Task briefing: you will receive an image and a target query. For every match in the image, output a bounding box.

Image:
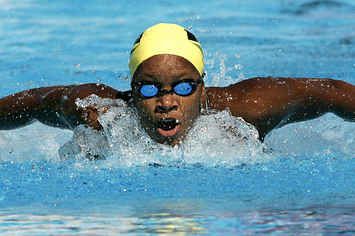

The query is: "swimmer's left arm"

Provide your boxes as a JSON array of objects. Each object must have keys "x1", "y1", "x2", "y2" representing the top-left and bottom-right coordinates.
[
  {"x1": 313, "y1": 79, "x2": 355, "y2": 122},
  {"x1": 207, "y1": 77, "x2": 355, "y2": 140}
]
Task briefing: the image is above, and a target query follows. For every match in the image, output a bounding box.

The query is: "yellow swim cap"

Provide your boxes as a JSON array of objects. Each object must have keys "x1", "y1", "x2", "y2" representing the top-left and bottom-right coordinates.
[{"x1": 129, "y1": 23, "x2": 204, "y2": 77}]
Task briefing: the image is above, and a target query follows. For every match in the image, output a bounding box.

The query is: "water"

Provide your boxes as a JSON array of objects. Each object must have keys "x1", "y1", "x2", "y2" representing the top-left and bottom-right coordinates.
[{"x1": 0, "y1": 0, "x2": 354, "y2": 234}]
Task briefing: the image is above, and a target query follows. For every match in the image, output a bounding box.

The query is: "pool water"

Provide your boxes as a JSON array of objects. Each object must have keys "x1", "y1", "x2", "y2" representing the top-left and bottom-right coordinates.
[{"x1": 0, "y1": 0, "x2": 354, "y2": 234}]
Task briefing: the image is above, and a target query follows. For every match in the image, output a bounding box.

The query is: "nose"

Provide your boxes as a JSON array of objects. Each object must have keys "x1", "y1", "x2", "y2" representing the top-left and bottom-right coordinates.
[
  {"x1": 155, "y1": 105, "x2": 178, "y2": 113},
  {"x1": 155, "y1": 92, "x2": 178, "y2": 113}
]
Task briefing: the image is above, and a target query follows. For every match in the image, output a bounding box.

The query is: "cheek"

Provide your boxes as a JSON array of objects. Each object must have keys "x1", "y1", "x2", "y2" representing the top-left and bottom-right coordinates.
[
  {"x1": 136, "y1": 100, "x2": 156, "y2": 117},
  {"x1": 180, "y1": 95, "x2": 201, "y2": 120}
]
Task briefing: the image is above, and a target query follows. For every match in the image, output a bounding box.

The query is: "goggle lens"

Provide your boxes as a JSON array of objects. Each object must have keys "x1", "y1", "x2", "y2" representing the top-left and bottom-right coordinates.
[
  {"x1": 174, "y1": 81, "x2": 193, "y2": 96},
  {"x1": 139, "y1": 84, "x2": 159, "y2": 98}
]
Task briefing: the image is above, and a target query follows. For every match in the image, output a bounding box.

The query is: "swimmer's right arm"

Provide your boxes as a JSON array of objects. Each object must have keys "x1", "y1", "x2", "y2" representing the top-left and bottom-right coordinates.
[{"x1": 0, "y1": 84, "x2": 131, "y2": 130}]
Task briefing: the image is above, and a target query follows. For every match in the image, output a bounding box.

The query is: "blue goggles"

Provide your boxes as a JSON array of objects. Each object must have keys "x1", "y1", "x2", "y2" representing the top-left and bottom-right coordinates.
[{"x1": 132, "y1": 79, "x2": 203, "y2": 99}]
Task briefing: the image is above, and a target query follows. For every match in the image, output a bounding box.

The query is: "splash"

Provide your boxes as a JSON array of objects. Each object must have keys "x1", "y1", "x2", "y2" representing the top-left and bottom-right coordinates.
[
  {"x1": 205, "y1": 52, "x2": 246, "y2": 86},
  {"x1": 59, "y1": 95, "x2": 269, "y2": 167},
  {"x1": 265, "y1": 113, "x2": 355, "y2": 158}
]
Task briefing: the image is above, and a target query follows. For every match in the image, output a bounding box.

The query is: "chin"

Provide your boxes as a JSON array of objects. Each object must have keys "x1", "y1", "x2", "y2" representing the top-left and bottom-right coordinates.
[{"x1": 154, "y1": 131, "x2": 183, "y2": 146}]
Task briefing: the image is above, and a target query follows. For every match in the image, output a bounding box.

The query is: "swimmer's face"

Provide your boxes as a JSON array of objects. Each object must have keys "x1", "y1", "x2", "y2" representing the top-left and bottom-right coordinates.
[{"x1": 132, "y1": 54, "x2": 205, "y2": 145}]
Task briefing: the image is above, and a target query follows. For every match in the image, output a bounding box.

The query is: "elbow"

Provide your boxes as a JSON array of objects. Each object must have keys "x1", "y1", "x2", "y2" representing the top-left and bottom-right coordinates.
[
  {"x1": 0, "y1": 113, "x2": 35, "y2": 130},
  {"x1": 320, "y1": 79, "x2": 355, "y2": 120}
]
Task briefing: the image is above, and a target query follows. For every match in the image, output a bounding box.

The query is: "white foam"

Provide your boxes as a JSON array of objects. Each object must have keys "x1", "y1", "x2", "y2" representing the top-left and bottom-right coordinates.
[
  {"x1": 205, "y1": 52, "x2": 246, "y2": 87},
  {"x1": 265, "y1": 113, "x2": 355, "y2": 158},
  {"x1": 0, "y1": 122, "x2": 71, "y2": 162},
  {"x1": 60, "y1": 95, "x2": 269, "y2": 167}
]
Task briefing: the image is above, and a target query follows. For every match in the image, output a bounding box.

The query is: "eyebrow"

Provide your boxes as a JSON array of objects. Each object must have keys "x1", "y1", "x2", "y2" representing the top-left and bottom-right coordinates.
[
  {"x1": 172, "y1": 72, "x2": 192, "y2": 79},
  {"x1": 138, "y1": 73, "x2": 157, "y2": 81}
]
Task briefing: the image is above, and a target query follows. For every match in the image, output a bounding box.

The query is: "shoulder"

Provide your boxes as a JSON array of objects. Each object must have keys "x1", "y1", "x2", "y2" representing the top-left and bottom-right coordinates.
[
  {"x1": 205, "y1": 77, "x2": 273, "y2": 101},
  {"x1": 226, "y1": 77, "x2": 301, "y2": 90},
  {"x1": 70, "y1": 83, "x2": 117, "y2": 97},
  {"x1": 207, "y1": 77, "x2": 308, "y2": 96},
  {"x1": 68, "y1": 83, "x2": 131, "y2": 102},
  {"x1": 205, "y1": 77, "x2": 304, "y2": 116}
]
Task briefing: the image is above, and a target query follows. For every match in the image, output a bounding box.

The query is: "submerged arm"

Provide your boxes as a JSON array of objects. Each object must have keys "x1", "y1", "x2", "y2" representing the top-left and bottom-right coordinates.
[
  {"x1": 207, "y1": 77, "x2": 355, "y2": 140},
  {"x1": 0, "y1": 84, "x2": 131, "y2": 130}
]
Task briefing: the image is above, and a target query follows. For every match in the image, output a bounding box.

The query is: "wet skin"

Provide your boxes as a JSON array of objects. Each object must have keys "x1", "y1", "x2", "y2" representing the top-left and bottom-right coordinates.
[
  {"x1": 131, "y1": 55, "x2": 205, "y2": 145},
  {"x1": 0, "y1": 54, "x2": 354, "y2": 144}
]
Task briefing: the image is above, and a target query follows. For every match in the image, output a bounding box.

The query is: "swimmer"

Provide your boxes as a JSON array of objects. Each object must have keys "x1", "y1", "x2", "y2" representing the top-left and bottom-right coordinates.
[{"x1": 0, "y1": 23, "x2": 354, "y2": 146}]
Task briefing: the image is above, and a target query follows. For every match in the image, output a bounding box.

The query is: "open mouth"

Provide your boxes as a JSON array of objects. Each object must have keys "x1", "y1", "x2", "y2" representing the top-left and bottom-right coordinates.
[
  {"x1": 157, "y1": 118, "x2": 181, "y2": 137},
  {"x1": 158, "y1": 118, "x2": 180, "y2": 130}
]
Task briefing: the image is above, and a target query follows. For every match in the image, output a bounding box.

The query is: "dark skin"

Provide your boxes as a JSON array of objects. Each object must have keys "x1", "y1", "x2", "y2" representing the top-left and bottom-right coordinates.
[{"x1": 0, "y1": 55, "x2": 354, "y2": 144}]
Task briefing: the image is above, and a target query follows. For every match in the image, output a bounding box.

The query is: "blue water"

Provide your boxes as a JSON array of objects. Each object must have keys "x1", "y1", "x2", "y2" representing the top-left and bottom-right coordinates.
[{"x1": 0, "y1": 0, "x2": 355, "y2": 234}]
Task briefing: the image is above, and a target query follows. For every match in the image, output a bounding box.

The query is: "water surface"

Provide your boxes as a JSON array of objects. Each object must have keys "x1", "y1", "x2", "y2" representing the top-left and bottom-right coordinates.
[{"x1": 0, "y1": 0, "x2": 354, "y2": 234}]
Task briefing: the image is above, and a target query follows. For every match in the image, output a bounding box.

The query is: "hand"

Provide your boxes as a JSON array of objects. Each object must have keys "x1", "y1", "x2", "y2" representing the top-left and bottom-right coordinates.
[{"x1": 80, "y1": 105, "x2": 109, "y2": 130}]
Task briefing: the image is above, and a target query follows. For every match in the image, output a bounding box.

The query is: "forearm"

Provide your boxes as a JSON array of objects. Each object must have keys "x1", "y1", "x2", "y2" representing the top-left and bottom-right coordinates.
[
  {"x1": 274, "y1": 78, "x2": 354, "y2": 128},
  {"x1": 262, "y1": 78, "x2": 355, "y2": 128},
  {"x1": 259, "y1": 78, "x2": 355, "y2": 139},
  {"x1": 315, "y1": 79, "x2": 355, "y2": 121},
  {"x1": 0, "y1": 88, "x2": 43, "y2": 129},
  {"x1": 0, "y1": 86, "x2": 79, "y2": 130}
]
